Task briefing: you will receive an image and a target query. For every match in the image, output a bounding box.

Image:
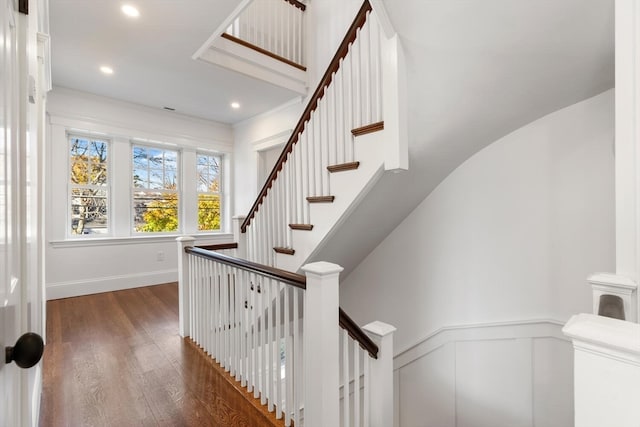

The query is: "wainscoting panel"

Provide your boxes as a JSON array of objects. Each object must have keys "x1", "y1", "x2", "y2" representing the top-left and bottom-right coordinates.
[
  {"x1": 395, "y1": 320, "x2": 573, "y2": 427},
  {"x1": 399, "y1": 343, "x2": 456, "y2": 427},
  {"x1": 532, "y1": 338, "x2": 574, "y2": 427},
  {"x1": 455, "y1": 339, "x2": 533, "y2": 427}
]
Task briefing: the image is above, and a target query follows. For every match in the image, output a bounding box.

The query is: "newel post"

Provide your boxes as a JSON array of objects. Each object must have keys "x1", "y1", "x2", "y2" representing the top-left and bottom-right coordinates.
[
  {"x1": 176, "y1": 236, "x2": 195, "y2": 337},
  {"x1": 232, "y1": 215, "x2": 247, "y2": 259},
  {"x1": 363, "y1": 321, "x2": 396, "y2": 427},
  {"x1": 301, "y1": 261, "x2": 343, "y2": 427}
]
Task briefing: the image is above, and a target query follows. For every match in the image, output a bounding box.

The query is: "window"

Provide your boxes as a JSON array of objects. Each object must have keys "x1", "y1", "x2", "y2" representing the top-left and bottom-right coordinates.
[
  {"x1": 132, "y1": 145, "x2": 179, "y2": 233},
  {"x1": 69, "y1": 135, "x2": 109, "y2": 235},
  {"x1": 197, "y1": 153, "x2": 222, "y2": 231}
]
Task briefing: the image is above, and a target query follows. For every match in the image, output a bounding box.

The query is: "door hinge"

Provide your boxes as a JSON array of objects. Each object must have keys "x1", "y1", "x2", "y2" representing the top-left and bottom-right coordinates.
[{"x1": 19, "y1": 0, "x2": 28, "y2": 15}]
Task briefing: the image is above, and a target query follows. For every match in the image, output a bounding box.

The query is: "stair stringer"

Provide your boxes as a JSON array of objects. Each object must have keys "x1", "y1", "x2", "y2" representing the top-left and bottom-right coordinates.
[{"x1": 274, "y1": 129, "x2": 387, "y2": 272}]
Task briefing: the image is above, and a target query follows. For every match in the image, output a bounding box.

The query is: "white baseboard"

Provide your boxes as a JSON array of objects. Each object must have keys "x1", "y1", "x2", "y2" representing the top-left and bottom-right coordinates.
[
  {"x1": 46, "y1": 269, "x2": 177, "y2": 300},
  {"x1": 393, "y1": 318, "x2": 567, "y2": 370}
]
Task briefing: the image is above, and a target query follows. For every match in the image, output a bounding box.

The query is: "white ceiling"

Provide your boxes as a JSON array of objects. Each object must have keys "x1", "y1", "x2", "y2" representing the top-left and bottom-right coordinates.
[{"x1": 49, "y1": 0, "x2": 300, "y2": 124}]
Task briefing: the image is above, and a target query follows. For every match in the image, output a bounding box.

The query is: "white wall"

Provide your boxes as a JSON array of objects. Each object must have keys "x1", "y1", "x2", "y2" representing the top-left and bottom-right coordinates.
[
  {"x1": 46, "y1": 87, "x2": 235, "y2": 299},
  {"x1": 233, "y1": 98, "x2": 304, "y2": 215},
  {"x1": 341, "y1": 90, "x2": 615, "y2": 426}
]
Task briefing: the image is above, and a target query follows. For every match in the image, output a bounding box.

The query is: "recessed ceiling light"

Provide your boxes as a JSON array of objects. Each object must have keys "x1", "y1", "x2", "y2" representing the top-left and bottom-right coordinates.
[
  {"x1": 100, "y1": 66, "x2": 114, "y2": 75},
  {"x1": 121, "y1": 4, "x2": 140, "y2": 18},
  {"x1": 231, "y1": 102, "x2": 240, "y2": 109}
]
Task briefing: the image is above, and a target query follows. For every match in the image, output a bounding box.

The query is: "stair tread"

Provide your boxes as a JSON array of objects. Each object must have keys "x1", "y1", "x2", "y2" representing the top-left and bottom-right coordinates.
[
  {"x1": 306, "y1": 195, "x2": 335, "y2": 203},
  {"x1": 351, "y1": 121, "x2": 384, "y2": 136},
  {"x1": 289, "y1": 224, "x2": 314, "y2": 231},
  {"x1": 273, "y1": 247, "x2": 295, "y2": 255},
  {"x1": 327, "y1": 161, "x2": 360, "y2": 173}
]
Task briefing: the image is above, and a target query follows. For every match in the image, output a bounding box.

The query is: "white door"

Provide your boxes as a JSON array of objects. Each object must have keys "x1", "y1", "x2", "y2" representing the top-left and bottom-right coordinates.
[
  {"x1": 0, "y1": 0, "x2": 23, "y2": 425},
  {"x1": 1, "y1": 1, "x2": 44, "y2": 426}
]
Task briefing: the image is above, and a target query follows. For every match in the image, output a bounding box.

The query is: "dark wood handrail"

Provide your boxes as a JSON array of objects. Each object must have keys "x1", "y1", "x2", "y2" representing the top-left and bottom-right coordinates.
[
  {"x1": 221, "y1": 33, "x2": 307, "y2": 71},
  {"x1": 196, "y1": 242, "x2": 238, "y2": 251},
  {"x1": 283, "y1": 0, "x2": 306, "y2": 11},
  {"x1": 184, "y1": 246, "x2": 379, "y2": 359},
  {"x1": 339, "y1": 308, "x2": 379, "y2": 359},
  {"x1": 186, "y1": 246, "x2": 307, "y2": 289},
  {"x1": 241, "y1": 0, "x2": 373, "y2": 233}
]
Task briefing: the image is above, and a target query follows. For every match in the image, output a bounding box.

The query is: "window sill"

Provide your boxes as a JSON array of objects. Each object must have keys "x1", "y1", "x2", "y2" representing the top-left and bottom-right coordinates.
[{"x1": 49, "y1": 233, "x2": 234, "y2": 248}]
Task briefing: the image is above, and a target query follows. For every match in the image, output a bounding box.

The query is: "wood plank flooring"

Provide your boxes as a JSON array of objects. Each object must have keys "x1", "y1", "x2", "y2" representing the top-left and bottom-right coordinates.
[{"x1": 40, "y1": 283, "x2": 281, "y2": 427}]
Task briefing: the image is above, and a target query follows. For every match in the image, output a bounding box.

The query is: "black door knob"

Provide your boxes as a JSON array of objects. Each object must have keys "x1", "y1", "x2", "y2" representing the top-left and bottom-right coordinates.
[{"x1": 5, "y1": 332, "x2": 44, "y2": 369}]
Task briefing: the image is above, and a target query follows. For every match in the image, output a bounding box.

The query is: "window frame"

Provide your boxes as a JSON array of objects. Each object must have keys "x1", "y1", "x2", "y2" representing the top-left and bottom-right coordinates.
[
  {"x1": 131, "y1": 142, "x2": 182, "y2": 235},
  {"x1": 66, "y1": 132, "x2": 111, "y2": 238},
  {"x1": 196, "y1": 151, "x2": 224, "y2": 233}
]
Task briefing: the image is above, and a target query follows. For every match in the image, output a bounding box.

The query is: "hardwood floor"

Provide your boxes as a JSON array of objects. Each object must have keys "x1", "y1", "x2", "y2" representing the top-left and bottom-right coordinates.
[{"x1": 40, "y1": 283, "x2": 281, "y2": 427}]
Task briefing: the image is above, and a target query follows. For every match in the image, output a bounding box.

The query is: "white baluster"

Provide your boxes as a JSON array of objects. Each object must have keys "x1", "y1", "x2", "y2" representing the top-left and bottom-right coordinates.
[
  {"x1": 296, "y1": 6, "x2": 302, "y2": 64},
  {"x1": 236, "y1": 268, "x2": 241, "y2": 381},
  {"x1": 293, "y1": 286, "x2": 301, "y2": 424},
  {"x1": 240, "y1": 269, "x2": 247, "y2": 387},
  {"x1": 277, "y1": 167, "x2": 284, "y2": 248},
  {"x1": 212, "y1": 260, "x2": 218, "y2": 361},
  {"x1": 333, "y1": 63, "x2": 345, "y2": 164},
  {"x1": 362, "y1": 16, "x2": 372, "y2": 125},
  {"x1": 252, "y1": 274, "x2": 259, "y2": 397},
  {"x1": 344, "y1": 52, "x2": 354, "y2": 163},
  {"x1": 260, "y1": 277, "x2": 267, "y2": 404},
  {"x1": 343, "y1": 330, "x2": 351, "y2": 427},
  {"x1": 301, "y1": 131, "x2": 310, "y2": 224},
  {"x1": 364, "y1": 350, "x2": 370, "y2": 427},
  {"x1": 283, "y1": 161, "x2": 289, "y2": 245},
  {"x1": 269, "y1": 278, "x2": 276, "y2": 412},
  {"x1": 285, "y1": 161, "x2": 291, "y2": 247},
  {"x1": 296, "y1": 136, "x2": 304, "y2": 225},
  {"x1": 272, "y1": 186, "x2": 278, "y2": 262},
  {"x1": 195, "y1": 257, "x2": 201, "y2": 345},
  {"x1": 223, "y1": 263, "x2": 228, "y2": 367},
  {"x1": 230, "y1": 267, "x2": 237, "y2": 377},
  {"x1": 284, "y1": 285, "x2": 291, "y2": 425},
  {"x1": 286, "y1": 4, "x2": 291, "y2": 62},
  {"x1": 259, "y1": 203, "x2": 266, "y2": 264},
  {"x1": 278, "y1": 0, "x2": 284, "y2": 57},
  {"x1": 306, "y1": 119, "x2": 314, "y2": 197},
  {"x1": 321, "y1": 96, "x2": 330, "y2": 195},
  {"x1": 354, "y1": 339, "x2": 360, "y2": 427},
  {"x1": 275, "y1": 279, "x2": 282, "y2": 419},
  {"x1": 325, "y1": 82, "x2": 334, "y2": 169},
  {"x1": 205, "y1": 259, "x2": 211, "y2": 355},
  {"x1": 353, "y1": 32, "x2": 362, "y2": 130},
  {"x1": 371, "y1": 12, "x2": 382, "y2": 123}
]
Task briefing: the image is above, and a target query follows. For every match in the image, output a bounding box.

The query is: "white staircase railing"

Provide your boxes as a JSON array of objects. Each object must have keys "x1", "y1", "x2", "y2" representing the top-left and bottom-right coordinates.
[
  {"x1": 225, "y1": 0, "x2": 306, "y2": 68},
  {"x1": 177, "y1": 237, "x2": 395, "y2": 427},
  {"x1": 241, "y1": 0, "x2": 394, "y2": 270}
]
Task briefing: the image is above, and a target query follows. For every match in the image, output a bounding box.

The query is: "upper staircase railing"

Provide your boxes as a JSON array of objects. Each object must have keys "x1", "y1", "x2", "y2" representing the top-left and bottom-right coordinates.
[
  {"x1": 240, "y1": 0, "x2": 385, "y2": 267},
  {"x1": 224, "y1": 0, "x2": 306, "y2": 70},
  {"x1": 177, "y1": 237, "x2": 396, "y2": 427}
]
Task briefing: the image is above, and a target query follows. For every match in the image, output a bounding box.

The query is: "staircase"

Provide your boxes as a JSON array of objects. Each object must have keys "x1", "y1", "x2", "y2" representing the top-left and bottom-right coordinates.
[
  {"x1": 176, "y1": 1, "x2": 404, "y2": 425},
  {"x1": 237, "y1": 0, "x2": 407, "y2": 273}
]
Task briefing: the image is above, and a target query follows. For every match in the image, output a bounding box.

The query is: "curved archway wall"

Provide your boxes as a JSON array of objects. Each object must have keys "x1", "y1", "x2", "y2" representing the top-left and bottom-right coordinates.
[{"x1": 340, "y1": 89, "x2": 614, "y2": 427}]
